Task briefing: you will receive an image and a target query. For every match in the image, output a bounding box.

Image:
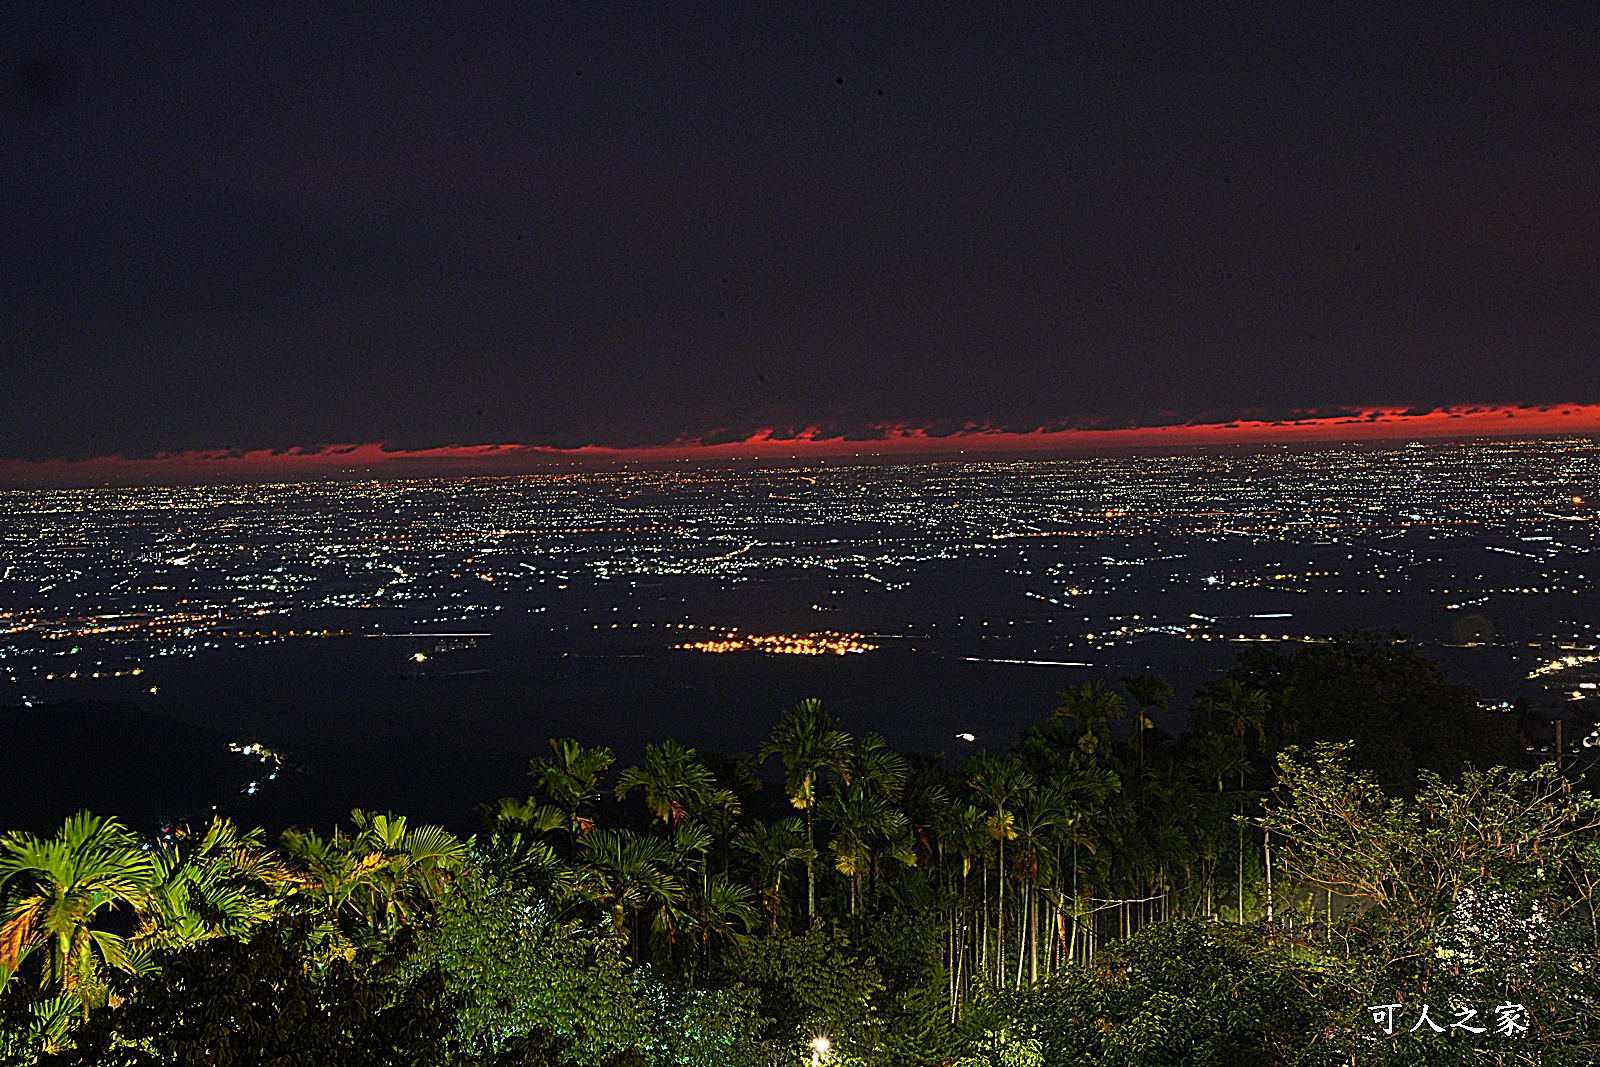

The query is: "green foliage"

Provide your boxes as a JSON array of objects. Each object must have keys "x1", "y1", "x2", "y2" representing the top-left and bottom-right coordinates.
[
  {"x1": 727, "y1": 924, "x2": 884, "y2": 1058},
  {"x1": 645, "y1": 983, "x2": 772, "y2": 1067},
  {"x1": 997, "y1": 919, "x2": 1318, "y2": 1067},
  {"x1": 1262, "y1": 742, "x2": 1600, "y2": 1065},
  {"x1": 876, "y1": 979, "x2": 967, "y2": 1066},
  {"x1": 0, "y1": 987, "x2": 78, "y2": 1065},
  {"x1": 0, "y1": 812, "x2": 159, "y2": 999},
  {"x1": 47, "y1": 917, "x2": 453, "y2": 1066},
  {"x1": 1264, "y1": 743, "x2": 1591, "y2": 947},
  {"x1": 131, "y1": 817, "x2": 294, "y2": 968},
  {"x1": 278, "y1": 809, "x2": 470, "y2": 948},
  {"x1": 860, "y1": 901, "x2": 967, "y2": 1064},
  {"x1": 952, "y1": 1029, "x2": 1045, "y2": 1067},
  {"x1": 401, "y1": 870, "x2": 649, "y2": 1065}
]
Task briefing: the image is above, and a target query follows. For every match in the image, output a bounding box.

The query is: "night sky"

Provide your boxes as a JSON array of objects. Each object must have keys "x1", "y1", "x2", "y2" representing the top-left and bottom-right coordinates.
[{"x1": 3, "y1": 5, "x2": 1598, "y2": 466}]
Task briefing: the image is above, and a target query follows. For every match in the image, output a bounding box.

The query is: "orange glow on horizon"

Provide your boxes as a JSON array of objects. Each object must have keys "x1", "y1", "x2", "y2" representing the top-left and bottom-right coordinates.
[{"x1": 4, "y1": 403, "x2": 1600, "y2": 487}]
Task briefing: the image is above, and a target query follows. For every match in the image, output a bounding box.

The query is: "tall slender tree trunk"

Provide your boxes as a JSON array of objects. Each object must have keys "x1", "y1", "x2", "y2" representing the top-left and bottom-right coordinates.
[
  {"x1": 1029, "y1": 884, "x2": 1039, "y2": 983},
  {"x1": 1070, "y1": 837, "x2": 1079, "y2": 966},
  {"x1": 1237, "y1": 767, "x2": 1246, "y2": 923},
  {"x1": 805, "y1": 796, "x2": 816, "y2": 928},
  {"x1": 943, "y1": 847, "x2": 953, "y2": 1011},
  {"x1": 996, "y1": 833, "x2": 1005, "y2": 985},
  {"x1": 961, "y1": 863, "x2": 971, "y2": 1003},
  {"x1": 980, "y1": 865, "x2": 989, "y2": 977},
  {"x1": 1018, "y1": 883, "x2": 1031, "y2": 986},
  {"x1": 1264, "y1": 828, "x2": 1273, "y2": 923}
]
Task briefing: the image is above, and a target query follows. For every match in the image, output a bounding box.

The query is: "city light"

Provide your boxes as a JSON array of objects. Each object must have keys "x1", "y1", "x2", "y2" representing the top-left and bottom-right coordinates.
[
  {"x1": 1, "y1": 441, "x2": 1595, "y2": 710},
  {"x1": 675, "y1": 632, "x2": 878, "y2": 656}
]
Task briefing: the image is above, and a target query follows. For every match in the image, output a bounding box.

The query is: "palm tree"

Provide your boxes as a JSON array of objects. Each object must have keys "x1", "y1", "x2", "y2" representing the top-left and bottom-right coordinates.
[
  {"x1": 936, "y1": 803, "x2": 991, "y2": 1004},
  {"x1": 492, "y1": 797, "x2": 570, "y2": 836},
  {"x1": 759, "y1": 698, "x2": 852, "y2": 926},
  {"x1": 680, "y1": 873, "x2": 758, "y2": 966},
  {"x1": 1047, "y1": 798, "x2": 1101, "y2": 967},
  {"x1": 966, "y1": 755, "x2": 1033, "y2": 982},
  {"x1": 901, "y1": 755, "x2": 954, "y2": 866},
  {"x1": 531, "y1": 738, "x2": 615, "y2": 833},
  {"x1": 0, "y1": 811, "x2": 158, "y2": 997},
  {"x1": 133, "y1": 817, "x2": 294, "y2": 956},
  {"x1": 1191, "y1": 733, "x2": 1245, "y2": 917},
  {"x1": 616, "y1": 740, "x2": 736, "y2": 828},
  {"x1": 820, "y1": 782, "x2": 916, "y2": 915},
  {"x1": 1056, "y1": 681, "x2": 1126, "y2": 758},
  {"x1": 734, "y1": 819, "x2": 814, "y2": 930},
  {"x1": 1122, "y1": 674, "x2": 1173, "y2": 768},
  {"x1": 1120, "y1": 769, "x2": 1194, "y2": 927},
  {"x1": 1009, "y1": 789, "x2": 1064, "y2": 984},
  {"x1": 845, "y1": 733, "x2": 909, "y2": 800},
  {"x1": 361, "y1": 810, "x2": 468, "y2": 900},
  {"x1": 649, "y1": 822, "x2": 715, "y2": 959},
  {"x1": 475, "y1": 826, "x2": 580, "y2": 903},
  {"x1": 279, "y1": 809, "x2": 468, "y2": 942},
  {"x1": 577, "y1": 828, "x2": 684, "y2": 951},
  {"x1": 0, "y1": 992, "x2": 77, "y2": 1057},
  {"x1": 1214, "y1": 679, "x2": 1269, "y2": 748},
  {"x1": 1213, "y1": 681, "x2": 1269, "y2": 922},
  {"x1": 1022, "y1": 758, "x2": 1118, "y2": 967}
]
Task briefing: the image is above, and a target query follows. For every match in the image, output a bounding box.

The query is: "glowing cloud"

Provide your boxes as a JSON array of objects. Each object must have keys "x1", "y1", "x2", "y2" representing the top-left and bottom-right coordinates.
[{"x1": 3, "y1": 404, "x2": 1599, "y2": 487}]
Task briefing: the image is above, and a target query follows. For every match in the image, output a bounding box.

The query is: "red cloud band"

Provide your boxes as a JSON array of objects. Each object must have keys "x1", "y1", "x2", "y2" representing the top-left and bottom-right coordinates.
[{"x1": 3, "y1": 405, "x2": 1599, "y2": 487}]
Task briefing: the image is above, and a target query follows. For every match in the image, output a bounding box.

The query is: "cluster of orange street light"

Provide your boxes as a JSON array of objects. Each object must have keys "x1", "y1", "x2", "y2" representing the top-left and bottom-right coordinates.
[{"x1": 674, "y1": 631, "x2": 878, "y2": 656}]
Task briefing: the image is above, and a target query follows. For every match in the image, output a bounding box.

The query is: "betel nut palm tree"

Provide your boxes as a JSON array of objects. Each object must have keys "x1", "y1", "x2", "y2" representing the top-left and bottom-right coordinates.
[
  {"x1": 133, "y1": 817, "x2": 295, "y2": 956},
  {"x1": 0, "y1": 811, "x2": 158, "y2": 998},
  {"x1": 1056, "y1": 680, "x2": 1126, "y2": 759},
  {"x1": 1009, "y1": 787, "x2": 1065, "y2": 984},
  {"x1": 278, "y1": 809, "x2": 469, "y2": 945},
  {"x1": 821, "y1": 732, "x2": 914, "y2": 914},
  {"x1": 615, "y1": 739, "x2": 739, "y2": 828},
  {"x1": 530, "y1": 737, "x2": 615, "y2": 834},
  {"x1": 576, "y1": 828, "x2": 685, "y2": 951},
  {"x1": 759, "y1": 698, "x2": 852, "y2": 926},
  {"x1": 733, "y1": 818, "x2": 814, "y2": 931},
  {"x1": 820, "y1": 783, "x2": 916, "y2": 915},
  {"x1": 966, "y1": 754, "x2": 1033, "y2": 982},
  {"x1": 1212, "y1": 679, "x2": 1270, "y2": 921},
  {"x1": 1121, "y1": 673, "x2": 1173, "y2": 768}
]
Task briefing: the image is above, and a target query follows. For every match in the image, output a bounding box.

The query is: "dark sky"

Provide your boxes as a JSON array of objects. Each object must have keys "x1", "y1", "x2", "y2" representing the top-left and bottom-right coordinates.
[{"x1": 3, "y1": 4, "x2": 1597, "y2": 460}]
